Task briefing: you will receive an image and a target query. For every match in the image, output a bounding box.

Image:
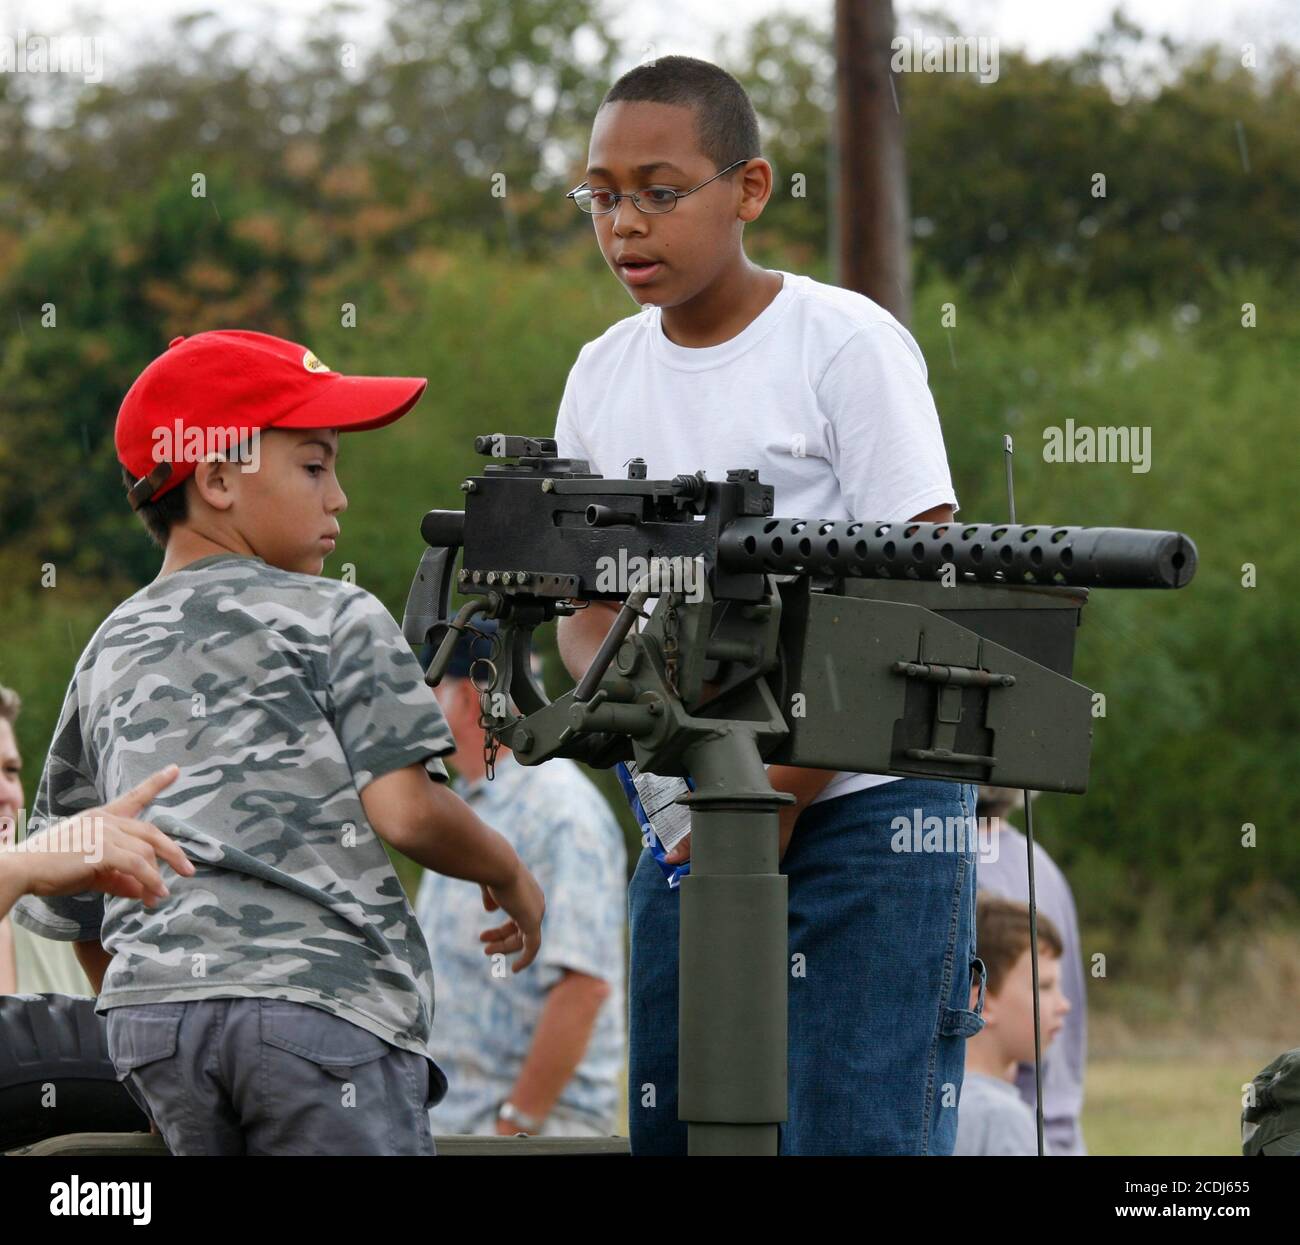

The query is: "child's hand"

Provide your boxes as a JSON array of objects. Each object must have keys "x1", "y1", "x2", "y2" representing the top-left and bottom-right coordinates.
[
  {"x1": 20, "y1": 765, "x2": 195, "y2": 905},
  {"x1": 478, "y1": 865, "x2": 544, "y2": 972}
]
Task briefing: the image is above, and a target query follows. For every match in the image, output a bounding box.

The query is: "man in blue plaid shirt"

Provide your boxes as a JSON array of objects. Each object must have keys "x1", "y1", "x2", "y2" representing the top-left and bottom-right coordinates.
[{"x1": 416, "y1": 623, "x2": 627, "y2": 1137}]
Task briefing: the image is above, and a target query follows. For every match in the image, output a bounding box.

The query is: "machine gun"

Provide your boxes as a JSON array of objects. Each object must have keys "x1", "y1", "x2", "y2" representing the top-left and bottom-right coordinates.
[{"x1": 403, "y1": 433, "x2": 1197, "y2": 1156}]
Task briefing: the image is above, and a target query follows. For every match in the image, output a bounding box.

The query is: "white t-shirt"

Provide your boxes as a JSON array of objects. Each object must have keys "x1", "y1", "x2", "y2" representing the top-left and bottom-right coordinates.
[{"x1": 553, "y1": 269, "x2": 959, "y2": 806}]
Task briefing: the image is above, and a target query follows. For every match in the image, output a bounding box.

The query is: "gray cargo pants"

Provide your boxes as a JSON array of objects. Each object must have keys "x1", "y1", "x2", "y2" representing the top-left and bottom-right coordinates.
[{"x1": 105, "y1": 998, "x2": 445, "y2": 1156}]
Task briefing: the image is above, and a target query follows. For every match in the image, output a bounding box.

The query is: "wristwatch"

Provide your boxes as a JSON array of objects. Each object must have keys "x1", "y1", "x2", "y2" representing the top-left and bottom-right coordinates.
[{"x1": 498, "y1": 1101, "x2": 542, "y2": 1134}]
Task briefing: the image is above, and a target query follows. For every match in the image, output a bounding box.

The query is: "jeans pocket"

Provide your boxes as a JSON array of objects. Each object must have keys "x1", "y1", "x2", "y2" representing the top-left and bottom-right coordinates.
[
  {"x1": 106, "y1": 1004, "x2": 184, "y2": 1076},
  {"x1": 939, "y1": 957, "x2": 987, "y2": 1039},
  {"x1": 260, "y1": 1003, "x2": 391, "y2": 1080}
]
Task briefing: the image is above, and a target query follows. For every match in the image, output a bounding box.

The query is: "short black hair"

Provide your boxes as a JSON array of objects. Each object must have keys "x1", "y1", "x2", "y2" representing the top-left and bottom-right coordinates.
[
  {"x1": 122, "y1": 465, "x2": 188, "y2": 549},
  {"x1": 600, "y1": 55, "x2": 760, "y2": 176}
]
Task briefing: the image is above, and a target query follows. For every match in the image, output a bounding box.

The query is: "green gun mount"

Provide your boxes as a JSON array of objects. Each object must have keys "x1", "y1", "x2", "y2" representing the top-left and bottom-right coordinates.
[{"x1": 403, "y1": 434, "x2": 1197, "y2": 1155}]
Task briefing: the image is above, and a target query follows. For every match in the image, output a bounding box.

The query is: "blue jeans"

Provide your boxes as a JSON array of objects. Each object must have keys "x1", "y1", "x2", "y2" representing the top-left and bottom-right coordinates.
[{"x1": 628, "y1": 778, "x2": 984, "y2": 1155}]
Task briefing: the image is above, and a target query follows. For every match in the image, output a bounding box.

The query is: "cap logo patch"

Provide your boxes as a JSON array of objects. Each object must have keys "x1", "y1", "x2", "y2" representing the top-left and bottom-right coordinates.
[{"x1": 302, "y1": 349, "x2": 330, "y2": 373}]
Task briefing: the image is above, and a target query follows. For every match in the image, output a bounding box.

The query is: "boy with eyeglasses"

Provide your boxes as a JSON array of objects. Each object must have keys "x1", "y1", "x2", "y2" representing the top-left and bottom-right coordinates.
[{"x1": 553, "y1": 55, "x2": 981, "y2": 1155}]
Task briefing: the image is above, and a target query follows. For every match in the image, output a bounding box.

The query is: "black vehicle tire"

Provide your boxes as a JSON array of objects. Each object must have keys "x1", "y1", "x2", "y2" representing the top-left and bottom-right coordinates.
[{"x1": 0, "y1": 992, "x2": 148, "y2": 1151}]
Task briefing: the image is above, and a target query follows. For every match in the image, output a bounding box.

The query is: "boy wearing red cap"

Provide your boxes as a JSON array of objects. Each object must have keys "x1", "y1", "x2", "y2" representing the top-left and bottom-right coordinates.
[{"x1": 13, "y1": 330, "x2": 545, "y2": 1156}]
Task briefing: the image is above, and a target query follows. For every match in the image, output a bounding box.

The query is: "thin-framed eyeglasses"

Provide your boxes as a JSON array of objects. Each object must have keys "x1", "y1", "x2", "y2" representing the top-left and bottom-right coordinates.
[{"x1": 566, "y1": 157, "x2": 754, "y2": 215}]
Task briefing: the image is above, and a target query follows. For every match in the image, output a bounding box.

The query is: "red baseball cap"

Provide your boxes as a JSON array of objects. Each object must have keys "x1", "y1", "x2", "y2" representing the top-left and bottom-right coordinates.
[{"x1": 116, "y1": 330, "x2": 428, "y2": 510}]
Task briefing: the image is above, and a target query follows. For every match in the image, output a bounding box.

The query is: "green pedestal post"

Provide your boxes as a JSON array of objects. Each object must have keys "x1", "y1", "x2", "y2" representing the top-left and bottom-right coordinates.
[{"x1": 677, "y1": 729, "x2": 793, "y2": 1156}]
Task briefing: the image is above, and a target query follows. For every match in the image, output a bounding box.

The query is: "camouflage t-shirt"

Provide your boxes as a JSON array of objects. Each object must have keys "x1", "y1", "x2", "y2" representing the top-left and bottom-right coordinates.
[{"x1": 13, "y1": 552, "x2": 456, "y2": 1061}]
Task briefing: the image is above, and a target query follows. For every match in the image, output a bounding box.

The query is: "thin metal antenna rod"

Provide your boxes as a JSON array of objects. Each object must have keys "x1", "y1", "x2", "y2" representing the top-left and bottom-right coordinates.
[{"x1": 1005, "y1": 434, "x2": 1046, "y2": 1158}]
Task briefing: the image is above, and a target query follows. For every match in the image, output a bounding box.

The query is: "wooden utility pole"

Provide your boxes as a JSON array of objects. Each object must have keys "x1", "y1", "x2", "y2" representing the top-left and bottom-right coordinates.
[{"x1": 834, "y1": 0, "x2": 911, "y2": 324}]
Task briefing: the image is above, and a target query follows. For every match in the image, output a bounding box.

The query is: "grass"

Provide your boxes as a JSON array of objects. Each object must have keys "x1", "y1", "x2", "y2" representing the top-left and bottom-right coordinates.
[{"x1": 1084, "y1": 1052, "x2": 1263, "y2": 1156}]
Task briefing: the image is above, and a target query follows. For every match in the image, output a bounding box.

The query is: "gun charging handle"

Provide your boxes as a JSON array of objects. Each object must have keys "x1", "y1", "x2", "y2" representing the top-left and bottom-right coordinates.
[
  {"x1": 422, "y1": 596, "x2": 495, "y2": 687},
  {"x1": 573, "y1": 590, "x2": 650, "y2": 704}
]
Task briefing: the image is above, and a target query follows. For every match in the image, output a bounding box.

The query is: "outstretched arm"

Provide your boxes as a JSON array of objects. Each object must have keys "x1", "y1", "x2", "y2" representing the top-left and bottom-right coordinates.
[
  {"x1": 361, "y1": 764, "x2": 544, "y2": 972},
  {"x1": 1, "y1": 765, "x2": 191, "y2": 924}
]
